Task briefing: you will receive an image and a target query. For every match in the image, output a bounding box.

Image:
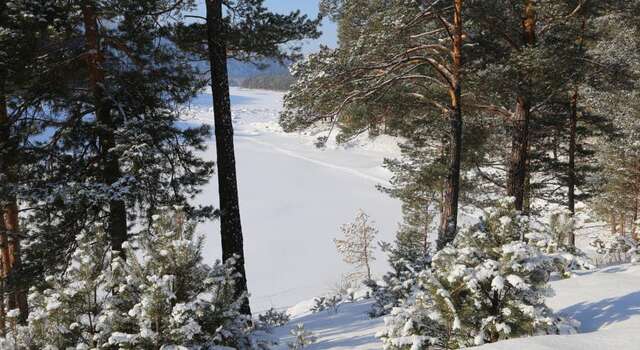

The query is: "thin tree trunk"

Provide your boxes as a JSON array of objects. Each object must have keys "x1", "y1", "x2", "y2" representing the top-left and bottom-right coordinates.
[
  {"x1": 0, "y1": 71, "x2": 28, "y2": 325},
  {"x1": 632, "y1": 195, "x2": 638, "y2": 241},
  {"x1": 507, "y1": 0, "x2": 535, "y2": 212},
  {"x1": 567, "y1": 17, "x2": 585, "y2": 248},
  {"x1": 567, "y1": 90, "x2": 578, "y2": 246},
  {"x1": 611, "y1": 213, "x2": 617, "y2": 235},
  {"x1": 437, "y1": 0, "x2": 463, "y2": 250},
  {"x1": 82, "y1": 2, "x2": 128, "y2": 257},
  {"x1": 205, "y1": 0, "x2": 251, "y2": 316},
  {"x1": 507, "y1": 96, "x2": 530, "y2": 211}
]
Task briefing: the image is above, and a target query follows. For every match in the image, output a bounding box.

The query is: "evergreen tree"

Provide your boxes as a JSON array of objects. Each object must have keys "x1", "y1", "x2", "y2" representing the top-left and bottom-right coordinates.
[
  {"x1": 334, "y1": 210, "x2": 377, "y2": 282},
  {"x1": 0, "y1": 210, "x2": 270, "y2": 349},
  {"x1": 283, "y1": 0, "x2": 475, "y2": 246},
  {"x1": 22, "y1": 0, "x2": 215, "y2": 280},
  {"x1": 378, "y1": 199, "x2": 577, "y2": 349},
  {"x1": 0, "y1": 0, "x2": 74, "y2": 328},
  {"x1": 177, "y1": 0, "x2": 321, "y2": 315}
]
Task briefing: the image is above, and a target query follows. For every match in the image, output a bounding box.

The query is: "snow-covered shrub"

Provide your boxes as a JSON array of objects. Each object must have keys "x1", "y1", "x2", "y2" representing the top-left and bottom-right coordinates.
[
  {"x1": 258, "y1": 308, "x2": 290, "y2": 328},
  {"x1": 527, "y1": 210, "x2": 594, "y2": 277},
  {"x1": 367, "y1": 239, "x2": 430, "y2": 318},
  {"x1": 377, "y1": 199, "x2": 577, "y2": 349},
  {"x1": 2, "y1": 210, "x2": 269, "y2": 350},
  {"x1": 287, "y1": 324, "x2": 316, "y2": 350},
  {"x1": 590, "y1": 231, "x2": 640, "y2": 265},
  {"x1": 310, "y1": 295, "x2": 342, "y2": 314}
]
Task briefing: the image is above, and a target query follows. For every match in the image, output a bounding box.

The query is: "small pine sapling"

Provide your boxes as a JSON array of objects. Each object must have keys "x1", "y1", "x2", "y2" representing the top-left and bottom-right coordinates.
[
  {"x1": 334, "y1": 210, "x2": 378, "y2": 282},
  {"x1": 287, "y1": 324, "x2": 316, "y2": 350},
  {"x1": 258, "y1": 308, "x2": 291, "y2": 328}
]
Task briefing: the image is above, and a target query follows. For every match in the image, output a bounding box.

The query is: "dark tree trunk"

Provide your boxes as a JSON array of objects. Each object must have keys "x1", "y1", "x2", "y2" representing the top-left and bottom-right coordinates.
[
  {"x1": 507, "y1": 97, "x2": 530, "y2": 211},
  {"x1": 82, "y1": 3, "x2": 128, "y2": 258},
  {"x1": 632, "y1": 194, "x2": 638, "y2": 241},
  {"x1": 205, "y1": 0, "x2": 251, "y2": 316},
  {"x1": 507, "y1": 0, "x2": 535, "y2": 213},
  {"x1": 567, "y1": 90, "x2": 578, "y2": 247},
  {"x1": 567, "y1": 17, "x2": 586, "y2": 248},
  {"x1": 0, "y1": 72, "x2": 29, "y2": 327},
  {"x1": 437, "y1": 0, "x2": 463, "y2": 249}
]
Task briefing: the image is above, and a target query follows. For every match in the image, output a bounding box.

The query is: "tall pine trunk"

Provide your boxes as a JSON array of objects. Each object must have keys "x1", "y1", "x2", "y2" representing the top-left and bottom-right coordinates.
[
  {"x1": 0, "y1": 71, "x2": 28, "y2": 328},
  {"x1": 507, "y1": 97, "x2": 530, "y2": 211},
  {"x1": 567, "y1": 90, "x2": 578, "y2": 246},
  {"x1": 567, "y1": 17, "x2": 586, "y2": 248},
  {"x1": 205, "y1": 0, "x2": 251, "y2": 316},
  {"x1": 507, "y1": 1, "x2": 536, "y2": 212},
  {"x1": 437, "y1": 0, "x2": 464, "y2": 249},
  {"x1": 82, "y1": 3, "x2": 128, "y2": 257}
]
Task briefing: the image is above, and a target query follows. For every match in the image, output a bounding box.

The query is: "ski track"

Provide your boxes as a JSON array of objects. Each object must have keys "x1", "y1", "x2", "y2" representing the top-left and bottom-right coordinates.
[{"x1": 240, "y1": 136, "x2": 391, "y2": 185}]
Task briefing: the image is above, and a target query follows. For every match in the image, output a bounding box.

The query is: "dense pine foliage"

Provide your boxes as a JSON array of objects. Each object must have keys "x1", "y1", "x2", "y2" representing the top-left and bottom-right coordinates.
[
  {"x1": 0, "y1": 0, "x2": 319, "y2": 347},
  {"x1": 282, "y1": 0, "x2": 640, "y2": 348}
]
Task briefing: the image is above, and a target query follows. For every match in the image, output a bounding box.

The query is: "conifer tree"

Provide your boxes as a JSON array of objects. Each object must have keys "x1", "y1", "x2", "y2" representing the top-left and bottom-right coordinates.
[
  {"x1": 283, "y1": 0, "x2": 474, "y2": 247},
  {"x1": 334, "y1": 210, "x2": 377, "y2": 281},
  {"x1": 12, "y1": 0, "x2": 216, "y2": 315},
  {"x1": 0, "y1": 0, "x2": 71, "y2": 328},
  {"x1": 178, "y1": 0, "x2": 321, "y2": 315},
  {"x1": 378, "y1": 199, "x2": 577, "y2": 349}
]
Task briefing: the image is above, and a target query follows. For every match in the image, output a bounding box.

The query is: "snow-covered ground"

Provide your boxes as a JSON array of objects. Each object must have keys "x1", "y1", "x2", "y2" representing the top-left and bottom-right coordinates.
[
  {"x1": 188, "y1": 88, "x2": 639, "y2": 349},
  {"x1": 187, "y1": 88, "x2": 403, "y2": 313},
  {"x1": 271, "y1": 264, "x2": 640, "y2": 350}
]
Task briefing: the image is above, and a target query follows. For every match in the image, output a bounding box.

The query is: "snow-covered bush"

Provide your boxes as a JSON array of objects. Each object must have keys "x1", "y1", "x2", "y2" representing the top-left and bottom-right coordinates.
[
  {"x1": 377, "y1": 199, "x2": 577, "y2": 349},
  {"x1": 1, "y1": 210, "x2": 269, "y2": 350},
  {"x1": 367, "y1": 239, "x2": 430, "y2": 318},
  {"x1": 527, "y1": 210, "x2": 594, "y2": 277},
  {"x1": 287, "y1": 324, "x2": 316, "y2": 350},
  {"x1": 590, "y1": 231, "x2": 640, "y2": 265},
  {"x1": 258, "y1": 308, "x2": 290, "y2": 328},
  {"x1": 310, "y1": 295, "x2": 342, "y2": 314}
]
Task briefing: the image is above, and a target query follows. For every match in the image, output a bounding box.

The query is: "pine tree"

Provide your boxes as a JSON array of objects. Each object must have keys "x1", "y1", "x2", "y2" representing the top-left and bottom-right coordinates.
[
  {"x1": 1, "y1": 210, "x2": 268, "y2": 349},
  {"x1": 287, "y1": 323, "x2": 316, "y2": 350},
  {"x1": 19, "y1": 0, "x2": 215, "y2": 293},
  {"x1": 378, "y1": 199, "x2": 577, "y2": 349},
  {"x1": 334, "y1": 210, "x2": 377, "y2": 282},
  {"x1": 177, "y1": 0, "x2": 321, "y2": 316},
  {"x1": 0, "y1": 0, "x2": 72, "y2": 329},
  {"x1": 284, "y1": 0, "x2": 477, "y2": 246}
]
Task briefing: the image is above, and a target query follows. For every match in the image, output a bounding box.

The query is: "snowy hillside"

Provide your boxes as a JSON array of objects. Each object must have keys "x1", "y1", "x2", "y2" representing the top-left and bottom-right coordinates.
[{"x1": 270, "y1": 264, "x2": 640, "y2": 350}]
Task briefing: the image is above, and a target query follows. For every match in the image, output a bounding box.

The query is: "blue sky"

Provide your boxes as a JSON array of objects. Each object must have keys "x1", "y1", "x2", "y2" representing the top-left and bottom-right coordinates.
[{"x1": 194, "y1": 0, "x2": 338, "y2": 53}]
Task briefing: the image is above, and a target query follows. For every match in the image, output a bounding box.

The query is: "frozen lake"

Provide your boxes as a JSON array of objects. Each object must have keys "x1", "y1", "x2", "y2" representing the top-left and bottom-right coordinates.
[{"x1": 188, "y1": 87, "x2": 402, "y2": 312}]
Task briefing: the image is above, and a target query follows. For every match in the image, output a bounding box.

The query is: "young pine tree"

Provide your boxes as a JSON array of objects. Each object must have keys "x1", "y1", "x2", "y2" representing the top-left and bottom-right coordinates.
[
  {"x1": 1, "y1": 210, "x2": 267, "y2": 349},
  {"x1": 378, "y1": 199, "x2": 577, "y2": 349},
  {"x1": 176, "y1": 0, "x2": 321, "y2": 316},
  {"x1": 334, "y1": 210, "x2": 377, "y2": 282}
]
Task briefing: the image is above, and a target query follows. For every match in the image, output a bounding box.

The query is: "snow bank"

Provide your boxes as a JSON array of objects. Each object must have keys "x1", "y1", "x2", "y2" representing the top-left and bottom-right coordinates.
[{"x1": 271, "y1": 264, "x2": 640, "y2": 350}]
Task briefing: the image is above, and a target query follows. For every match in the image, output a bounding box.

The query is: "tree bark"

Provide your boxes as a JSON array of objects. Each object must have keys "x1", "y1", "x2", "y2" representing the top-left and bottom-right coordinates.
[
  {"x1": 205, "y1": 0, "x2": 251, "y2": 316},
  {"x1": 82, "y1": 2, "x2": 128, "y2": 258},
  {"x1": 507, "y1": 0, "x2": 536, "y2": 212},
  {"x1": 0, "y1": 70, "x2": 28, "y2": 326},
  {"x1": 437, "y1": 0, "x2": 463, "y2": 250},
  {"x1": 567, "y1": 90, "x2": 578, "y2": 246},
  {"x1": 507, "y1": 96, "x2": 530, "y2": 211},
  {"x1": 632, "y1": 195, "x2": 638, "y2": 241},
  {"x1": 567, "y1": 16, "x2": 586, "y2": 248}
]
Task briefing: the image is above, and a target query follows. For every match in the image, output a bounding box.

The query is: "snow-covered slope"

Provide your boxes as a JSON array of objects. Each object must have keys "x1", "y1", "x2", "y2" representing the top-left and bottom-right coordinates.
[
  {"x1": 187, "y1": 88, "x2": 402, "y2": 313},
  {"x1": 271, "y1": 264, "x2": 640, "y2": 350}
]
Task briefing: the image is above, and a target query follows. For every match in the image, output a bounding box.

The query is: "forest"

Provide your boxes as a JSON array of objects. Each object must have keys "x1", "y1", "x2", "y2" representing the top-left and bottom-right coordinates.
[{"x1": 1, "y1": 0, "x2": 640, "y2": 349}]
